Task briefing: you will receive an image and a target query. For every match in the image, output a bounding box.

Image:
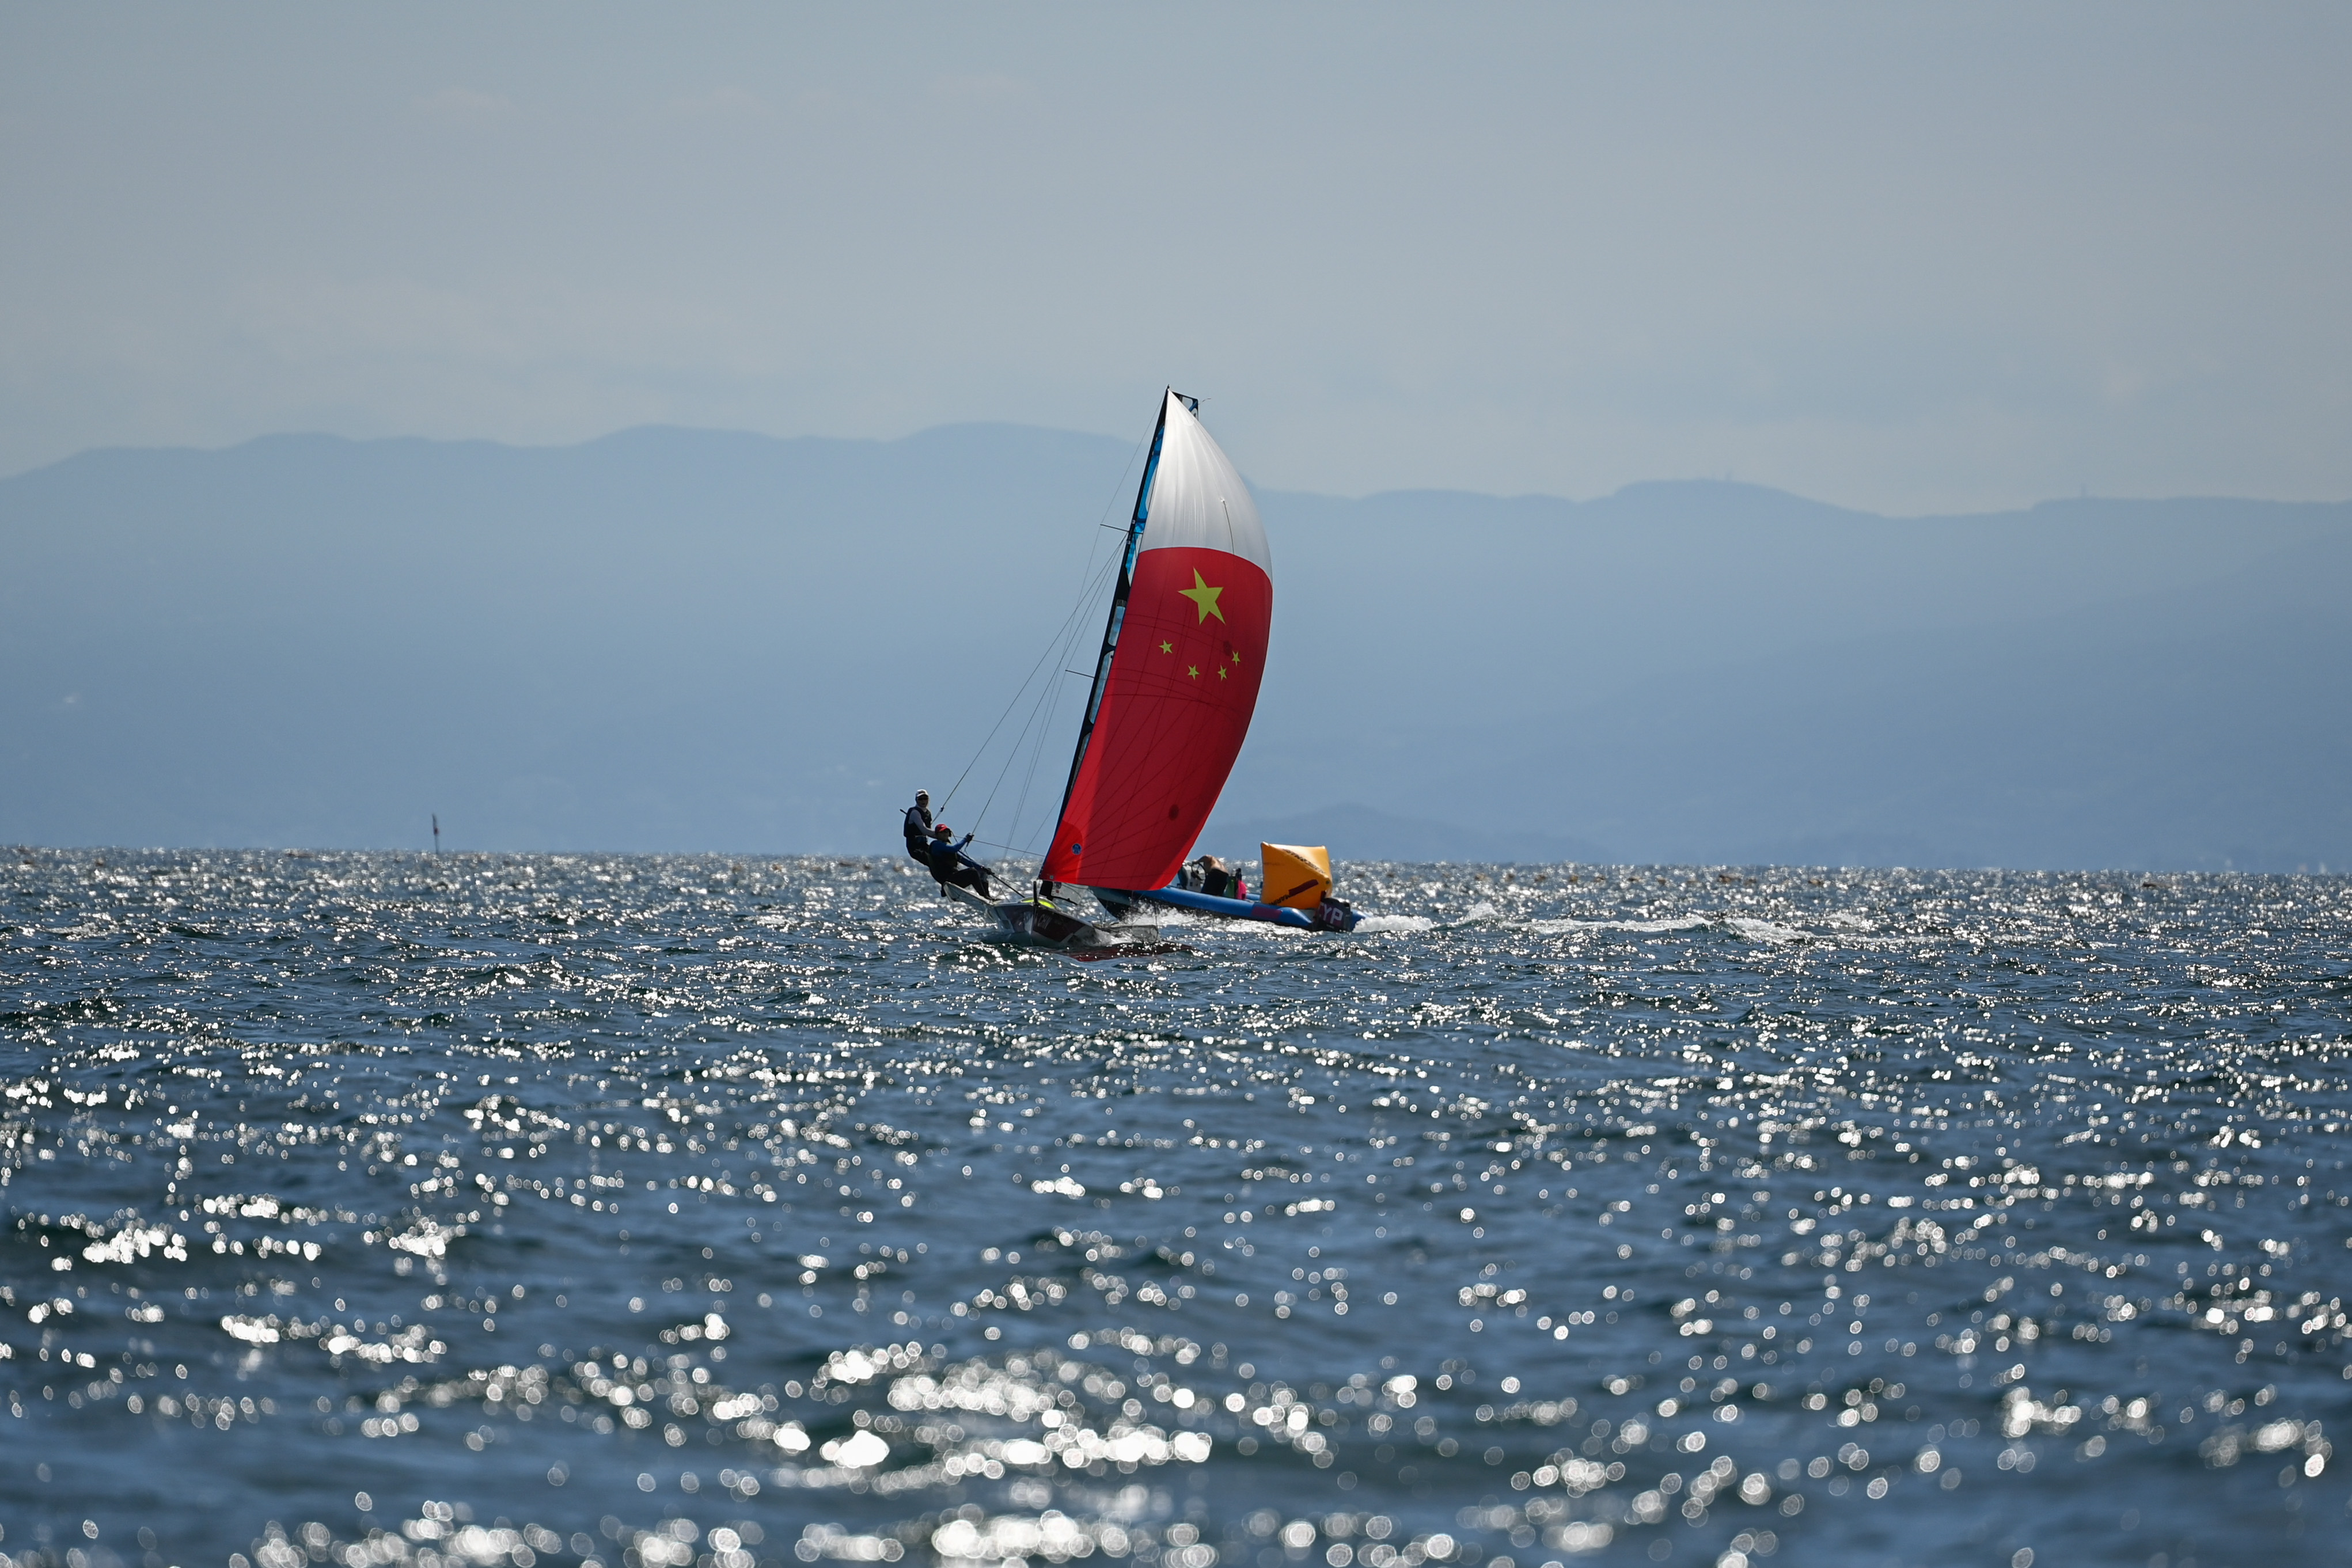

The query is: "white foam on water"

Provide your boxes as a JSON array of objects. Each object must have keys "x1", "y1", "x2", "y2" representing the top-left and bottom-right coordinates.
[
  {"x1": 1520, "y1": 912, "x2": 1819, "y2": 944},
  {"x1": 1720, "y1": 915, "x2": 1814, "y2": 945},
  {"x1": 1356, "y1": 913, "x2": 1436, "y2": 933},
  {"x1": 1523, "y1": 914, "x2": 1710, "y2": 936}
]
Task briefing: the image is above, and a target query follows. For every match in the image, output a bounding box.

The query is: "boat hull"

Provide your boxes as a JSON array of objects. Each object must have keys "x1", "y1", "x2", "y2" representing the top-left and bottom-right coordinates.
[
  {"x1": 940, "y1": 881, "x2": 1133, "y2": 948},
  {"x1": 1098, "y1": 884, "x2": 1360, "y2": 932},
  {"x1": 992, "y1": 899, "x2": 1113, "y2": 947}
]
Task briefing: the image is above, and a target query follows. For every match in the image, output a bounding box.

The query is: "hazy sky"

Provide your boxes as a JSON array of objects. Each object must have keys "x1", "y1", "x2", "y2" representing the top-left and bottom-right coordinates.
[{"x1": 4, "y1": 4, "x2": 2347, "y2": 511}]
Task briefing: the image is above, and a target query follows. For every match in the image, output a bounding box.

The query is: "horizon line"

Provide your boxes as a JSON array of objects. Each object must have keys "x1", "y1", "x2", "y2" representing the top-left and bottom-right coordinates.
[{"x1": 9, "y1": 423, "x2": 2350, "y2": 522}]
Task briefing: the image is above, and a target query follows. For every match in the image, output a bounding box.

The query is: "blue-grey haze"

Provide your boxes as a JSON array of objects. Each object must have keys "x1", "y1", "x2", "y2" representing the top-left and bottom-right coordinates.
[
  {"x1": 4, "y1": 6, "x2": 2350, "y2": 512},
  {"x1": 2, "y1": 427, "x2": 2343, "y2": 871}
]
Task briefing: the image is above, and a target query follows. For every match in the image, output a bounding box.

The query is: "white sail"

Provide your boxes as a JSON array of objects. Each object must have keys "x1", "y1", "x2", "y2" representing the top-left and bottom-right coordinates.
[{"x1": 1137, "y1": 392, "x2": 1272, "y2": 574}]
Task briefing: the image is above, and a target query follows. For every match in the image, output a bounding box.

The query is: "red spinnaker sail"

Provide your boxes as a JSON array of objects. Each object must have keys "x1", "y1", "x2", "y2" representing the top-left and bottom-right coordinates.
[
  {"x1": 1044, "y1": 394, "x2": 1273, "y2": 891},
  {"x1": 1046, "y1": 548, "x2": 1270, "y2": 889}
]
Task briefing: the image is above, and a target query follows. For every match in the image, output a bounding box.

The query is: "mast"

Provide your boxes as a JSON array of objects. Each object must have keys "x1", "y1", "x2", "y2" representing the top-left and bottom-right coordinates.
[{"x1": 1052, "y1": 390, "x2": 1190, "y2": 838}]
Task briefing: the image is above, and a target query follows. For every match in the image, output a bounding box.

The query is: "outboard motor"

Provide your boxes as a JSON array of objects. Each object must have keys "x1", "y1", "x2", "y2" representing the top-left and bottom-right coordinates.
[{"x1": 1310, "y1": 896, "x2": 1358, "y2": 932}]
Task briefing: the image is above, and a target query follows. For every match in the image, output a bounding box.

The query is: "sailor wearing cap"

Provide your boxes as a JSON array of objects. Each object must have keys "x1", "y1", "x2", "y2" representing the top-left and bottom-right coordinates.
[{"x1": 924, "y1": 823, "x2": 993, "y2": 899}]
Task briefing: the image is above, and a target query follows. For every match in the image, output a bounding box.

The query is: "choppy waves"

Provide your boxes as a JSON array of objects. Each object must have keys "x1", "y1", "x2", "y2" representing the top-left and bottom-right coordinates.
[{"x1": 2, "y1": 852, "x2": 2349, "y2": 1568}]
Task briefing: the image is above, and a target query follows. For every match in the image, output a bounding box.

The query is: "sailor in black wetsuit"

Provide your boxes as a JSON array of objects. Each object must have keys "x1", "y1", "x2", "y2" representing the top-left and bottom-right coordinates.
[
  {"x1": 902, "y1": 791, "x2": 934, "y2": 867},
  {"x1": 1192, "y1": 855, "x2": 1236, "y2": 898},
  {"x1": 924, "y1": 824, "x2": 993, "y2": 899}
]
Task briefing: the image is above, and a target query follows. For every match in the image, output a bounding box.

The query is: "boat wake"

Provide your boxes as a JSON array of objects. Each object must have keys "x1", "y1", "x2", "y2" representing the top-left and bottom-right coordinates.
[
  {"x1": 1523, "y1": 913, "x2": 1712, "y2": 936},
  {"x1": 1512, "y1": 909, "x2": 1822, "y2": 943},
  {"x1": 1360, "y1": 909, "x2": 1843, "y2": 944}
]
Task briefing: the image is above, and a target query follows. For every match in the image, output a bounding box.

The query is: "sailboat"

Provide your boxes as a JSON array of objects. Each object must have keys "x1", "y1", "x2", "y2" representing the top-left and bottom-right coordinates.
[{"x1": 936, "y1": 390, "x2": 1361, "y2": 944}]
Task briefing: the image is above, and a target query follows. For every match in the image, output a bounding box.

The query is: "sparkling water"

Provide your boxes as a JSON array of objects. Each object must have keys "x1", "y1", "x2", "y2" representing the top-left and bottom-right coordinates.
[{"x1": 3, "y1": 852, "x2": 2347, "y2": 1568}]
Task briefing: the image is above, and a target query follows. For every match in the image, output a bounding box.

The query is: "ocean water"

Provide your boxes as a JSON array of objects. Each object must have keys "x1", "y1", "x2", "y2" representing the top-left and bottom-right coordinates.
[{"x1": 3, "y1": 853, "x2": 2350, "y2": 1568}]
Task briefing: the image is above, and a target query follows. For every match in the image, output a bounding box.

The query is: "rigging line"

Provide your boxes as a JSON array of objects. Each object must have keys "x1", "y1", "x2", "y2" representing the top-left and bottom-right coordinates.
[
  {"x1": 966, "y1": 836, "x2": 1033, "y2": 856},
  {"x1": 973, "y1": 533, "x2": 1122, "y2": 846},
  {"x1": 937, "y1": 545, "x2": 1120, "y2": 817},
  {"x1": 995, "y1": 625, "x2": 1082, "y2": 856},
  {"x1": 938, "y1": 433, "x2": 1145, "y2": 819},
  {"x1": 1082, "y1": 428, "x2": 1153, "y2": 579},
  {"x1": 970, "y1": 682, "x2": 1055, "y2": 841},
  {"x1": 970, "y1": 566, "x2": 1104, "y2": 842},
  {"x1": 1016, "y1": 669, "x2": 1096, "y2": 859},
  {"x1": 1007, "y1": 667, "x2": 1063, "y2": 855},
  {"x1": 934, "y1": 648, "x2": 1057, "y2": 818},
  {"x1": 1051, "y1": 395, "x2": 1170, "y2": 847},
  {"x1": 1012, "y1": 533, "x2": 1128, "y2": 852},
  {"x1": 976, "y1": 612, "x2": 1082, "y2": 845}
]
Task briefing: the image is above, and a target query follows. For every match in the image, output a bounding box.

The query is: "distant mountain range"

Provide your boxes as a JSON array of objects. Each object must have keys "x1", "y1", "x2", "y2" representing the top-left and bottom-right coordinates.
[{"x1": 3, "y1": 426, "x2": 2345, "y2": 870}]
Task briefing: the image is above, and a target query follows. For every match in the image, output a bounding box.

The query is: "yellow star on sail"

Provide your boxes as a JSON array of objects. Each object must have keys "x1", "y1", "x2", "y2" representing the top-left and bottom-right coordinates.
[
  {"x1": 1178, "y1": 570, "x2": 1225, "y2": 623},
  {"x1": 1159, "y1": 641, "x2": 1173, "y2": 654}
]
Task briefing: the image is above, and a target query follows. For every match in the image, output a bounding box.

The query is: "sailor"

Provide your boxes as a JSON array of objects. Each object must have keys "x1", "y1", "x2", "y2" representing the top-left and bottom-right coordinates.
[
  {"x1": 1194, "y1": 855, "x2": 1235, "y2": 898},
  {"x1": 925, "y1": 823, "x2": 993, "y2": 899},
  {"x1": 902, "y1": 791, "x2": 934, "y2": 864}
]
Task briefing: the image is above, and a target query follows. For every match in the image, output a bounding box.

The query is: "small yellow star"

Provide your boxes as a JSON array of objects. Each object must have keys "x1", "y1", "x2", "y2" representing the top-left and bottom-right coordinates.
[
  {"x1": 1159, "y1": 640, "x2": 1173, "y2": 654},
  {"x1": 1217, "y1": 666, "x2": 1228, "y2": 680},
  {"x1": 1187, "y1": 665, "x2": 1199, "y2": 679},
  {"x1": 1177, "y1": 570, "x2": 1225, "y2": 623}
]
